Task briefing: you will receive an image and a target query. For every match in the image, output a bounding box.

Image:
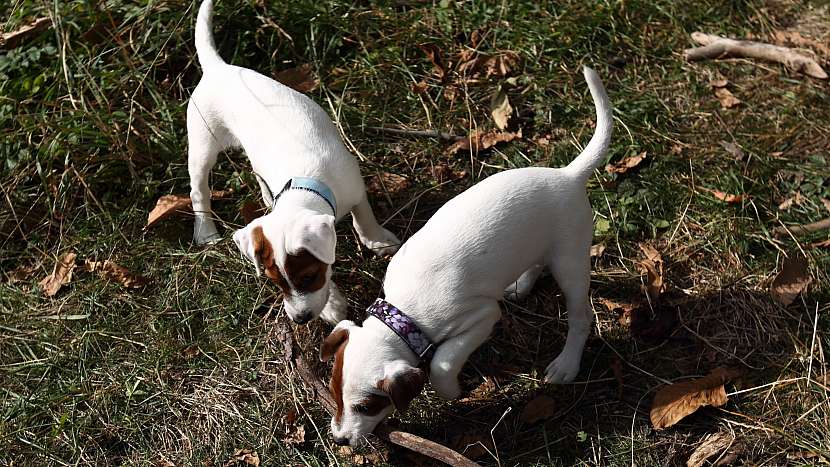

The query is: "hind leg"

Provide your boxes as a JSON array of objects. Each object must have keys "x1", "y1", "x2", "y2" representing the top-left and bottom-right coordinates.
[
  {"x1": 187, "y1": 102, "x2": 225, "y2": 244},
  {"x1": 504, "y1": 264, "x2": 544, "y2": 301},
  {"x1": 544, "y1": 218, "x2": 593, "y2": 383}
]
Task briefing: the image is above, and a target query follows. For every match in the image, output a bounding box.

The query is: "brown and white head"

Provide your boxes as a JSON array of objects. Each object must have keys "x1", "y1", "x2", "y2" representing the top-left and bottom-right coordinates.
[
  {"x1": 233, "y1": 210, "x2": 335, "y2": 324},
  {"x1": 321, "y1": 320, "x2": 425, "y2": 446}
]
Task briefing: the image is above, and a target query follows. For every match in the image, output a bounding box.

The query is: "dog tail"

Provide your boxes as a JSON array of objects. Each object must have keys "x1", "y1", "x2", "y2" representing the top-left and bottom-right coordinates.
[
  {"x1": 195, "y1": 0, "x2": 225, "y2": 71},
  {"x1": 564, "y1": 66, "x2": 613, "y2": 181}
]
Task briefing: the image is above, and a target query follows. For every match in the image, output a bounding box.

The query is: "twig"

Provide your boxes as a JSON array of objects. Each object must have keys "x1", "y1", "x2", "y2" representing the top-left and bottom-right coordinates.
[
  {"x1": 366, "y1": 126, "x2": 462, "y2": 143},
  {"x1": 275, "y1": 318, "x2": 478, "y2": 467},
  {"x1": 773, "y1": 217, "x2": 830, "y2": 237},
  {"x1": 1, "y1": 17, "x2": 51, "y2": 50},
  {"x1": 684, "y1": 32, "x2": 828, "y2": 79}
]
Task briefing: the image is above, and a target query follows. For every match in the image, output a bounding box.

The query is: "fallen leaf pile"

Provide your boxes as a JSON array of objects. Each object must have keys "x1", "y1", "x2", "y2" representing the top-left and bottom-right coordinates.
[
  {"x1": 769, "y1": 253, "x2": 811, "y2": 305},
  {"x1": 273, "y1": 63, "x2": 319, "y2": 93},
  {"x1": 650, "y1": 367, "x2": 739, "y2": 430},
  {"x1": 39, "y1": 252, "x2": 77, "y2": 297},
  {"x1": 84, "y1": 259, "x2": 150, "y2": 289},
  {"x1": 605, "y1": 152, "x2": 647, "y2": 174}
]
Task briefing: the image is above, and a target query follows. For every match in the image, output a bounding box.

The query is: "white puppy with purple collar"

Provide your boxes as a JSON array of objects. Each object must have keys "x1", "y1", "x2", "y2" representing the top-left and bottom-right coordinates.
[
  {"x1": 186, "y1": 0, "x2": 399, "y2": 325},
  {"x1": 320, "y1": 67, "x2": 613, "y2": 446}
]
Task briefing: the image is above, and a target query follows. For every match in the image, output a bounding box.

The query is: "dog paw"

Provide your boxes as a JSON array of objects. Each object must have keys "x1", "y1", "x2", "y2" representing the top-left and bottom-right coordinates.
[
  {"x1": 320, "y1": 285, "x2": 348, "y2": 325},
  {"x1": 544, "y1": 354, "x2": 580, "y2": 384},
  {"x1": 194, "y1": 218, "x2": 221, "y2": 245},
  {"x1": 361, "y1": 229, "x2": 400, "y2": 257},
  {"x1": 432, "y1": 377, "x2": 462, "y2": 400}
]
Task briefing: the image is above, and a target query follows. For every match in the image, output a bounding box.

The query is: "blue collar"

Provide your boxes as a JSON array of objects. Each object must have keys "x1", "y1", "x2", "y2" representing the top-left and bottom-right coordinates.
[
  {"x1": 367, "y1": 298, "x2": 435, "y2": 363},
  {"x1": 274, "y1": 177, "x2": 337, "y2": 215}
]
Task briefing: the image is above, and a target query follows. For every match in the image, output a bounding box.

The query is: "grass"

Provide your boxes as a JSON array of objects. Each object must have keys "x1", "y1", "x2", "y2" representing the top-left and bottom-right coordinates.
[{"x1": 2, "y1": 0, "x2": 829, "y2": 465}]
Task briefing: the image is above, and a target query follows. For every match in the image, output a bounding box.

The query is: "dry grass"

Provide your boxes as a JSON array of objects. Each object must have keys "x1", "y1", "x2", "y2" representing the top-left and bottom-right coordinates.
[{"x1": 1, "y1": 0, "x2": 829, "y2": 465}]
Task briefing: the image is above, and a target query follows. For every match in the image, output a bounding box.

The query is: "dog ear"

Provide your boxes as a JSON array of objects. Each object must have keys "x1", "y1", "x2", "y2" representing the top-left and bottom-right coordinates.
[
  {"x1": 320, "y1": 320, "x2": 354, "y2": 362},
  {"x1": 286, "y1": 214, "x2": 336, "y2": 265},
  {"x1": 233, "y1": 223, "x2": 266, "y2": 276},
  {"x1": 379, "y1": 364, "x2": 425, "y2": 412}
]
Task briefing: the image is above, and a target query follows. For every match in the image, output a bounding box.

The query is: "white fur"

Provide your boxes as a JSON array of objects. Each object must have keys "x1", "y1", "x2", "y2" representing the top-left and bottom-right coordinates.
[
  {"x1": 329, "y1": 66, "x2": 613, "y2": 445},
  {"x1": 188, "y1": 0, "x2": 399, "y2": 324}
]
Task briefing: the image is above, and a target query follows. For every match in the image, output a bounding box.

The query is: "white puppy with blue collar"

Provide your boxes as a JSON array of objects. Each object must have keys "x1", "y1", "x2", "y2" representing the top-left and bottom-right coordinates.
[
  {"x1": 186, "y1": 0, "x2": 399, "y2": 325},
  {"x1": 321, "y1": 66, "x2": 613, "y2": 446}
]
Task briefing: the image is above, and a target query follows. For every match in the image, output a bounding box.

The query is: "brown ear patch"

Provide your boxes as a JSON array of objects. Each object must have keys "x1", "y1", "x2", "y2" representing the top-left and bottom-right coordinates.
[
  {"x1": 284, "y1": 249, "x2": 327, "y2": 293},
  {"x1": 320, "y1": 328, "x2": 349, "y2": 362},
  {"x1": 252, "y1": 226, "x2": 289, "y2": 292},
  {"x1": 326, "y1": 331, "x2": 349, "y2": 425},
  {"x1": 378, "y1": 367, "x2": 425, "y2": 412}
]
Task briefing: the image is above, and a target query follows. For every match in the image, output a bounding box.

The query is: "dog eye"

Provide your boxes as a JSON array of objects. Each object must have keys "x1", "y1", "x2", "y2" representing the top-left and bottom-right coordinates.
[
  {"x1": 298, "y1": 274, "x2": 315, "y2": 288},
  {"x1": 353, "y1": 403, "x2": 369, "y2": 414}
]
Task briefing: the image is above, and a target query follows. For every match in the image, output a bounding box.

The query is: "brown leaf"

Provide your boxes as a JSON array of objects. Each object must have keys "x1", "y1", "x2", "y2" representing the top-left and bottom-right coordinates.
[
  {"x1": 459, "y1": 376, "x2": 498, "y2": 403},
  {"x1": 709, "y1": 78, "x2": 728, "y2": 88},
  {"x1": 719, "y1": 141, "x2": 745, "y2": 161},
  {"x1": 457, "y1": 51, "x2": 520, "y2": 78},
  {"x1": 605, "y1": 152, "x2": 646, "y2": 174},
  {"x1": 650, "y1": 367, "x2": 738, "y2": 430},
  {"x1": 637, "y1": 243, "x2": 664, "y2": 300},
  {"x1": 146, "y1": 191, "x2": 231, "y2": 229},
  {"x1": 39, "y1": 252, "x2": 77, "y2": 297},
  {"x1": 181, "y1": 344, "x2": 200, "y2": 359},
  {"x1": 84, "y1": 259, "x2": 150, "y2": 288},
  {"x1": 703, "y1": 188, "x2": 745, "y2": 204},
  {"x1": 430, "y1": 163, "x2": 467, "y2": 183},
  {"x1": 223, "y1": 449, "x2": 259, "y2": 467},
  {"x1": 770, "y1": 253, "x2": 811, "y2": 305},
  {"x1": 418, "y1": 43, "x2": 447, "y2": 80},
  {"x1": 713, "y1": 87, "x2": 741, "y2": 109},
  {"x1": 772, "y1": 31, "x2": 830, "y2": 58},
  {"x1": 337, "y1": 446, "x2": 389, "y2": 465},
  {"x1": 520, "y1": 395, "x2": 556, "y2": 424},
  {"x1": 490, "y1": 88, "x2": 512, "y2": 130},
  {"x1": 411, "y1": 80, "x2": 429, "y2": 94},
  {"x1": 446, "y1": 129, "x2": 521, "y2": 155},
  {"x1": 240, "y1": 201, "x2": 265, "y2": 225},
  {"x1": 7, "y1": 263, "x2": 38, "y2": 283},
  {"x1": 590, "y1": 244, "x2": 606, "y2": 258},
  {"x1": 368, "y1": 172, "x2": 410, "y2": 195},
  {"x1": 687, "y1": 432, "x2": 735, "y2": 467},
  {"x1": 0, "y1": 17, "x2": 51, "y2": 50},
  {"x1": 274, "y1": 64, "x2": 319, "y2": 93}
]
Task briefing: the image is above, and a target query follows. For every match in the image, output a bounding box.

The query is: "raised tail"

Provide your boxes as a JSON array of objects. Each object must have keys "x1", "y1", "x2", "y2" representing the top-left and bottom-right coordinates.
[
  {"x1": 564, "y1": 66, "x2": 613, "y2": 181},
  {"x1": 195, "y1": 0, "x2": 225, "y2": 71}
]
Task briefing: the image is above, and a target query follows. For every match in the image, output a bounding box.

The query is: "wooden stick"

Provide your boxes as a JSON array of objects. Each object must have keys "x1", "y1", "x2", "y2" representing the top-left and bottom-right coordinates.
[
  {"x1": 1, "y1": 17, "x2": 51, "y2": 50},
  {"x1": 773, "y1": 217, "x2": 830, "y2": 237},
  {"x1": 275, "y1": 318, "x2": 478, "y2": 467},
  {"x1": 366, "y1": 126, "x2": 462, "y2": 143},
  {"x1": 684, "y1": 32, "x2": 828, "y2": 79}
]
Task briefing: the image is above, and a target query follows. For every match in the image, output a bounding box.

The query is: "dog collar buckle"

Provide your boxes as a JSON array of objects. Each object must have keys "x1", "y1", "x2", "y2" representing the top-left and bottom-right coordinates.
[
  {"x1": 273, "y1": 177, "x2": 337, "y2": 215},
  {"x1": 367, "y1": 298, "x2": 436, "y2": 363}
]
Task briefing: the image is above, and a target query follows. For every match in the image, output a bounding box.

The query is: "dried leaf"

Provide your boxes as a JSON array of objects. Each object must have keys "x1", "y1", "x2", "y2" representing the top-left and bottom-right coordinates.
[
  {"x1": 8, "y1": 263, "x2": 38, "y2": 283},
  {"x1": 637, "y1": 243, "x2": 664, "y2": 300},
  {"x1": 704, "y1": 188, "x2": 745, "y2": 204},
  {"x1": 430, "y1": 163, "x2": 467, "y2": 183},
  {"x1": 223, "y1": 449, "x2": 259, "y2": 467},
  {"x1": 687, "y1": 432, "x2": 734, "y2": 467},
  {"x1": 146, "y1": 191, "x2": 231, "y2": 229},
  {"x1": 457, "y1": 51, "x2": 520, "y2": 78},
  {"x1": 590, "y1": 244, "x2": 606, "y2": 258},
  {"x1": 39, "y1": 252, "x2": 77, "y2": 297},
  {"x1": 418, "y1": 43, "x2": 447, "y2": 80},
  {"x1": 772, "y1": 30, "x2": 830, "y2": 58},
  {"x1": 490, "y1": 88, "x2": 512, "y2": 130},
  {"x1": 274, "y1": 64, "x2": 319, "y2": 93},
  {"x1": 84, "y1": 259, "x2": 150, "y2": 288},
  {"x1": 181, "y1": 344, "x2": 200, "y2": 359},
  {"x1": 777, "y1": 192, "x2": 804, "y2": 211},
  {"x1": 650, "y1": 367, "x2": 738, "y2": 430},
  {"x1": 710, "y1": 78, "x2": 728, "y2": 88},
  {"x1": 337, "y1": 446, "x2": 389, "y2": 465},
  {"x1": 368, "y1": 172, "x2": 410, "y2": 195},
  {"x1": 240, "y1": 201, "x2": 265, "y2": 224},
  {"x1": 520, "y1": 395, "x2": 556, "y2": 424},
  {"x1": 446, "y1": 129, "x2": 521, "y2": 155},
  {"x1": 770, "y1": 253, "x2": 811, "y2": 305},
  {"x1": 719, "y1": 141, "x2": 745, "y2": 161},
  {"x1": 713, "y1": 87, "x2": 741, "y2": 109},
  {"x1": 459, "y1": 376, "x2": 498, "y2": 403},
  {"x1": 411, "y1": 80, "x2": 429, "y2": 94},
  {"x1": 605, "y1": 152, "x2": 646, "y2": 174}
]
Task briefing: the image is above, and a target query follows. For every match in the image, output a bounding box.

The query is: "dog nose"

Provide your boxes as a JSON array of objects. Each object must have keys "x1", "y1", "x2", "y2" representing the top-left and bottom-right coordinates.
[
  {"x1": 333, "y1": 436, "x2": 350, "y2": 446},
  {"x1": 293, "y1": 312, "x2": 312, "y2": 325}
]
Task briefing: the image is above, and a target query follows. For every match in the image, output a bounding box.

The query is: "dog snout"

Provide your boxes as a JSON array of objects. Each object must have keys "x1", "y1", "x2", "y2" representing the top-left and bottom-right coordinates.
[
  {"x1": 292, "y1": 312, "x2": 312, "y2": 325},
  {"x1": 333, "y1": 435, "x2": 350, "y2": 446}
]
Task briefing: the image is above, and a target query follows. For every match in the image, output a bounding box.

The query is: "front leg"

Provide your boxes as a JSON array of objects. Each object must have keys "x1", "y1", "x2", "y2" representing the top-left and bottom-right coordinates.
[
  {"x1": 320, "y1": 281, "x2": 348, "y2": 325},
  {"x1": 430, "y1": 303, "x2": 500, "y2": 399},
  {"x1": 351, "y1": 195, "x2": 400, "y2": 256}
]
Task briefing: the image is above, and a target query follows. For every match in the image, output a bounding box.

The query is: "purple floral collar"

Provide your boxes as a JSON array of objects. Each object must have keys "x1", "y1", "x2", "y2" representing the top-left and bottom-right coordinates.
[{"x1": 367, "y1": 298, "x2": 435, "y2": 362}]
